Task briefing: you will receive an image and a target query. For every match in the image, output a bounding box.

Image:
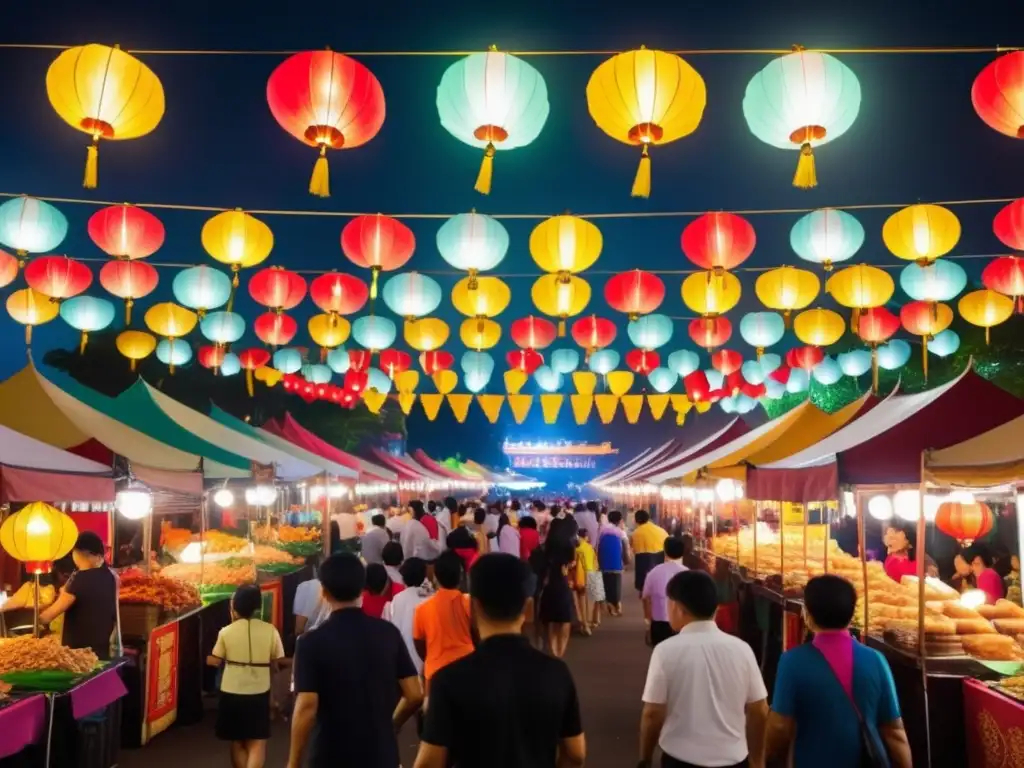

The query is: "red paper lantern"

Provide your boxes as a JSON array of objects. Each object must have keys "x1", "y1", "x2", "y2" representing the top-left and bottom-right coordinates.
[
  {"x1": 688, "y1": 316, "x2": 732, "y2": 350},
  {"x1": 24, "y1": 256, "x2": 92, "y2": 300},
  {"x1": 972, "y1": 52, "x2": 1024, "y2": 139},
  {"x1": 348, "y1": 349, "x2": 372, "y2": 372},
  {"x1": 254, "y1": 312, "x2": 298, "y2": 347},
  {"x1": 994, "y1": 199, "x2": 1024, "y2": 250},
  {"x1": 266, "y1": 50, "x2": 385, "y2": 197},
  {"x1": 0, "y1": 250, "x2": 20, "y2": 289},
  {"x1": 310, "y1": 272, "x2": 369, "y2": 315},
  {"x1": 681, "y1": 212, "x2": 756, "y2": 272},
  {"x1": 711, "y1": 349, "x2": 743, "y2": 376},
  {"x1": 507, "y1": 349, "x2": 543, "y2": 375},
  {"x1": 604, "y1": 270, "x2": 665, "y2": 319},
  {"x1": 198, "y1": 345, "x2": 226, "y2": 370},
  {"x1": 900, "y1": 300, "x2": 949, "y2": 337},
  {"x1": 983, "y1": 256, "x2": 1024, "y2": 312},
  {"x1": 571, "y1": 315, "x2": 617, "y2": 355},
  {"x1": 341, "y1": 214, "x2": 416, "y2": 299},
  {"x1": 339, "y1": 389, "x2": 359, "y2": 409},
  {"x1": 769, "y1": 365, "x2": 791, "y2": 385},
  {"x1": 510, "y1": 316, "x2": 557, "y2": 350},
  {"x1": 419, "y1": 350, "x2": 454, "y2": 374},
  {"x1": 249, "y1": 266, "x2": 307, "y2": 312},
  {"x1": 299, "y1": 381, "x2": 318, "y2": 404},
  {"x1": 684, "y1": 370, "x2": 710, "y2": 402},
  {"x1": 379, "y1": 349, "x2": 412, "y2": 378},
  {"x1": 856, "y1": 307, "x2": 900, "y2": 345},
  {"x1": 344, "y1": 369, "x2": 369, "y2": 394},
  {"x1": 238, "y1": 348, "x2": 271, "y2": 397},
  {"x1": 625, "y1": 348, "x2": 659, "y2": 375},
  {"x1": 742, "y1": 381, "x2": 766, "y2": 399},
  {"x1": 87, "y1": 204, "x2": 165, "y2": 260},
  {"x1": 786, "y1": 345, "x2": 824, "y2": 372},
  {"x1": 935, "y1": 501, "x2": 994, "y2": 545}
]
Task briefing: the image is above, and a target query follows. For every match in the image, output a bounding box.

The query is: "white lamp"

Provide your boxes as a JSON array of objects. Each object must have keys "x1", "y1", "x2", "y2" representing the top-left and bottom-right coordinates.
[
  {"x1": 115, "y1": 488, "x2": 153, "y2": 520},
  {"x1": 867, "y1": 495, "x2": 894, "y2": 521},
  {"x1": 213, "y1": 488, "x2": 235, "y2": 508},
  {"x1": 245, "y1": 485, "x2": 278, "y2": 507},
  {"x1": 893, "y1": 490, "x2": 920, "y2": 522}
]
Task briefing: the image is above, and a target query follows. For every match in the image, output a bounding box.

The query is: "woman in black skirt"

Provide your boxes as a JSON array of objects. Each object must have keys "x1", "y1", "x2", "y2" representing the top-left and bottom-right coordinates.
[
  {"x1": 208, "y1": 585, "x2": 284, "y2": 768},
  {"x1": 539, "y1": 536, "x2": 576, "y2": 659}
]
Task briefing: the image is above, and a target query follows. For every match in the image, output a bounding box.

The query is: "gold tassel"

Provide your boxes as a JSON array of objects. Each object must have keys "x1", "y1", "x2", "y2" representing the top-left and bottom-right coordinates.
[
  {"x1": 783, "y1": 310, "x2": 792, "y2": 329},
  {"x1": 558, "y1": 319, "x2": 566, "y2": 337},
  {"x1": 850, "y1": 308, "x2": 861, "y2": 335},
  {"x1": 130, "y1": 359, "x2": 137, "y2": 372},
  {"x1": 756, "y1": 347, "x2": 764, "y2": 359},
  {"x1": 370, "y1": 268, "x2": 380, "y2": 300},
  {"x1": 474, "y1": 143, "x2": 495, "y2": 195},
  {"x1": 24, "y1": 325, "x2": 31, "y2": 345},
  {"x1": 871, "y1": 347, "x2": 879, "y2": 394},
  {"x1": 84, "y1": 139, "x2": 99, "y2": 189},
  {"x1": 309, "y1": 145, "x2": 330, "y2": 198},
  {"x1": 320, "y1": 346, "x2": 327, "y2": 363},
  {"x1": 985, "y1": 326, "x2": 991, "y2": 345},
  {"x1": 246, "y1": 368, "x2": 254, "y2": 397},
  {"x1": 922, "y1": 336, "x2": 929, "y2": 381},
  {"x1": 631, "y1": 144, "x2": 651, "y2": 199},
  {"x1": 793, "y1": 142, "x2": 817, "y2": 189},
  {"x1": 125, "y1": 298, "x2": 133, "y2": 325},
  {"x1": 80, "y1": 332, "x2": 88, "y2": 355}
]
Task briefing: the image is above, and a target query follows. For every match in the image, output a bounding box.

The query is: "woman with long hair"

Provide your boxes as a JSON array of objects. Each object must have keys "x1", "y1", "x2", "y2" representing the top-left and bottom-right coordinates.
[{"x1": 538, "y1": 536, "x2": 576, "y2": 658}]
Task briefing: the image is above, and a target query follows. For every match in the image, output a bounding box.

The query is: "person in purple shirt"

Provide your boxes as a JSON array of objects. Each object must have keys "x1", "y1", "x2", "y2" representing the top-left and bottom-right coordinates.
[{"x1": 642, "y1": 536, "x2": 687, "y2": 647}]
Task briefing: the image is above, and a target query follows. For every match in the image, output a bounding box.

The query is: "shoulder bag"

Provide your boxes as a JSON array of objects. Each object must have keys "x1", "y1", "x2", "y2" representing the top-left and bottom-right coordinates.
[{"x1": 811, "y1": 645, "x2": 889, "y2": 768}]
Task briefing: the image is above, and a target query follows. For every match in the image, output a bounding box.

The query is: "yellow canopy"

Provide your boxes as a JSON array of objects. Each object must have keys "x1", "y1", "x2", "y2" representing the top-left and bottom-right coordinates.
[
  {"x1": 924, "y1": 413, "x2": 1024, "y2": 487},
  {"x1": 697, "y1": 402, "x2": 811, "y2": 482}
]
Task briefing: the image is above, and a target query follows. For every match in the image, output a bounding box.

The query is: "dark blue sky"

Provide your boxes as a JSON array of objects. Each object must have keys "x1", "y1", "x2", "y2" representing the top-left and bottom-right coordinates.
[{"x1": 3, "y1": 1, "x2": 1024, "y2": 458}]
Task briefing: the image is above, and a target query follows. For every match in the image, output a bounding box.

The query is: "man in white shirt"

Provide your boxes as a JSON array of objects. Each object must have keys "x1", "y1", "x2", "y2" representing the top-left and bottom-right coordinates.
[
  {"x1": 330, "y1": 510, "x2": 361, "y2": 554},
  {"x1": 382, "y1": 557, "x2": 433, "y2": 677},
  {"x1": 401, "y1": 501, "x2": 442, "y2": 561},
  {"x1": 638, "y1": 569, "x2": 768, "y2": 768},
  {"x1": 293, "y1": 575, "x2": 331, "y2": 636},
  {"x1": 360, "y1": 512, "x2": 390, "y2": 565},
  {"x1": 435, "y1": 496, "x2": 455, "y2": 535},
  {"x1": 483, "y1": 505, "x2": 501, "y2": 553}
]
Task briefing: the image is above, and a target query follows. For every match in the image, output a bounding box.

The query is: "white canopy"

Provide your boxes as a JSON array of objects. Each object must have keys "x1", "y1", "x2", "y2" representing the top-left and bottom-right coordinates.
[{"x1": 0, "y1": 422, "x2": 111, "y2": 475}]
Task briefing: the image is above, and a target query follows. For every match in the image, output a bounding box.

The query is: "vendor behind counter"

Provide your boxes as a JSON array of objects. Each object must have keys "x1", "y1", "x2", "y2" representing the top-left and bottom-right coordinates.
[{"x1": 0, "y1": 556, "x2": 75, "y2": 635}]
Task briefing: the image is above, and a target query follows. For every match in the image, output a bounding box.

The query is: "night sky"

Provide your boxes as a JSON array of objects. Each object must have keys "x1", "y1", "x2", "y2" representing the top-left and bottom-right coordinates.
[{"x1": 2, "y1": 1, "x2": 1023, "y2": 463}]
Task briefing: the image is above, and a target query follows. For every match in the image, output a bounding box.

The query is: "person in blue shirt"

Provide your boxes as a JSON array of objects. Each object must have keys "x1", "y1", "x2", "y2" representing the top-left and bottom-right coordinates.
[{"x1": 766, "y1": 574, "x2": 912, "y2": 768}]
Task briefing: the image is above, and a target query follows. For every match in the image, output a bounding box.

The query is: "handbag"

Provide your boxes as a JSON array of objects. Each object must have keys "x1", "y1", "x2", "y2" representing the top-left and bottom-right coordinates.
[{"x1": 811, "y1": 645, "x2": 889, "y2": 768}]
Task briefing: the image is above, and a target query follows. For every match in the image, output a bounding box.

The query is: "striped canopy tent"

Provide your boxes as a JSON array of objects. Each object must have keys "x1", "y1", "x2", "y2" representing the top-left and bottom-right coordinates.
[
  {"x1": 924, "y1": 413, "x2": 1024, "y2": 488},
  {"x1": 0, "y1": 422, "x2": 114, "y2": 502},
  {"x1": 262, "y1": 413, "x2": 396, "y2": 484},
  {"x1": 588, "y1": 439, "x2": 681, "y2": 487}
]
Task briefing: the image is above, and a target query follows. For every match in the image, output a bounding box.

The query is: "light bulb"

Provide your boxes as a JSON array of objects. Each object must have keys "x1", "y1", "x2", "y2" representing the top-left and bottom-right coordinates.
[
  {"x1": 213, "y1": 488, "x2": 234, "y2": 508},
  {"x1": 867, "y1": 495, "x2": 893, "y2": 521},
  {"x1": 25, "y1": 516, "x2": 51, "y2": 536},
  {"x1": 893, "y1": 490, "x2": 920, "y2": 522},
  {"x1": 115, "y1": 488, "x2": 153, "y2": 520}
]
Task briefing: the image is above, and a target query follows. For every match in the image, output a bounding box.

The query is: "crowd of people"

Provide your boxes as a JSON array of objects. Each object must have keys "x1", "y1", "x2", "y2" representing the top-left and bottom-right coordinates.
[{"x1": 204, "y1": 497, "x2": 915, "y2": 768}]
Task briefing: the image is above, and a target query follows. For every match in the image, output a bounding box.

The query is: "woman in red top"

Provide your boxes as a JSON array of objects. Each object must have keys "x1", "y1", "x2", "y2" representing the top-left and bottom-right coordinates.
[
  {"x1": 361, "y1": 563, "x2": 405, "y2": 618},
  {"x1": 965, "y1": 544, "x2": 1005, "y2": 604},
  {"x1": 883, "y1": 524, "x2": 917, "y2": 584},
  {"x1": 519, "y1": 516, "x2": 541, "y2": 561}
]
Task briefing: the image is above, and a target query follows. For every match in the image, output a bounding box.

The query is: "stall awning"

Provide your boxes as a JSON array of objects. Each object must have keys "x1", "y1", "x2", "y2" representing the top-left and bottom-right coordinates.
[
  {"x1": 262, "y1": 413, "x2": 397, "y2": 483},
  {"x1": 620, "y1": 420, "x2": 752, "y2": 484},
  {"x1": 413, "y1": 450, "x2": 474, "y2": 481},
  {"x1": 589, "y1": 440, "x2": 679, "y2": 486},
  {"x1": 0, "y1": 423, "x2": 114, "y2": 502},
  {"x1": 924, "y1": 412, "x2": 1024, "y2": 486}
]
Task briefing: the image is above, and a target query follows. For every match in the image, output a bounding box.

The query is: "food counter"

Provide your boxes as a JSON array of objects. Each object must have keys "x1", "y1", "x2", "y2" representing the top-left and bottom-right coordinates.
[{"x1": 964, "y1": 677, "x2": 1024, "y2": 768}]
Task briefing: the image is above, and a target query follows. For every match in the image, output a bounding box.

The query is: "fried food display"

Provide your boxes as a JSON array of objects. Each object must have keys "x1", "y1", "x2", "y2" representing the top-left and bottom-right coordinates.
[
  {"x1": 160, "y1": 560, "x2": 257, "y2": 586},
  {"x1": 119, "y1": 572, "x2": 201, "y2": 612},
  {"x1": 0, "y1": 636, "x2": 97, "y2": 675}
]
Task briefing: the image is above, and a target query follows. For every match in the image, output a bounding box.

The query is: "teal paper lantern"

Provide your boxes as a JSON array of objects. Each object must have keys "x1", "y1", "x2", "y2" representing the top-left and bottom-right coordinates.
[
  {"x1": 786, "y1": 368, "x2": 810, "y2": 393},
  {"x1": 156, "y1": 339, "x2": 192, "y2": 367},
  {"x1": 461, "y1": 351, "x2": 494, "y2": 393},
  {"x1": 172, "y1": 265, "x2": 232, "y2": 313},
  {"x1": 705, "y1": 369, "x2": 725, "y2": 390},
  {"x1": 877, "y1": 339, "x2": 912, "y2": 370},
  {"x1": 326, "y1": 346, "x2": 350, "y2": 374},
  {"x1": 436, "y1": 50, "x2": 549, "y2": 194},
  {"x1": 667, "y1": 349, "x2": 700, "y2": 377},
  {"x1": 436, "y1": 212, "x2": 509, "y2": 273},
  {"x1": 790, "y1": 209, "x2": 864, "y2": 270},
  {"x1": 930, "y1": 329, "x2": 960, "y2": 358},
  {"x1": 352, "y1": 316, "x2": 397, "y2": 351},
  {"x1": 464, "y1": 370, "x2": 490, "y2": 393},
  {"x1": 0, "y1": 196, "x2": 68, "y2": 255},
  {"x1": 60, "y1": 295, "x2": 115, "y2": 352},
  {"x1": 741, "y1": 360, "x2": 766, "y2": 385},
  {"x1": 588, "y1": 349, "x2": 619, "y2": 375},
  {"x1": 899, "y1": 261, "x2": 967, "y2": 303},
  {"x1": 647, "y1": 367, "x2": 678, "y2": 394},
  {"x1": 627, "y1": 313, "x2": 673, "y2": 350},
  {"x1": 550, "y1": 348, "x2": 580, "y2": 375},
  {"x1": 382, "y1": 272, "x2": 442, "y2": 319},
  {"x1": 722, "y1": 394, "x2": 758, "y2": 414},
  {"x1": 365, "y1": 368, "x2": 391, "y2": 393},
  {"x1": 302, "y1": 364, "x2": 333, "y2": 385},
  {"x1": 739, "y1": 312, "x2": 785, "y2": 352},
  {"x1": 534, "y1": 365, "x2": 563, "y2": 393},
  {"x1": 759, "y1": 353, "x2": 782, "y2": 376},
  {"x1": 220, "y1": 352, "x2": 241, "y2": 376},
  {"x1": 200, "y1": 311, "x2": 245, "y2": 345},
  {"x1": 812, "y1": 356, "x2": 843, "y2": 385},
  {"x1": 838, "y1": 349, "x2": 872, "y2": 377},
  {"x1": 764, "y1": 378, "x2": 786, "y2": 399},
  {"x1": 273, "y1": 348, "x2": 304, "y2": 374}
]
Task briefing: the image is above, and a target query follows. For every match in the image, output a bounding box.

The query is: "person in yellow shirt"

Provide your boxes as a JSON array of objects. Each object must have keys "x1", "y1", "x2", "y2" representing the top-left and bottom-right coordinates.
[
  {"x1": 574, "y1": 529, "x2": 601, "y2": 636},
  {"x1": 631, "y1": 510, "x2": 669, "y2": 597},
  {"x1": 0, "y1": 559, "x2": 73, "y2": 637}
]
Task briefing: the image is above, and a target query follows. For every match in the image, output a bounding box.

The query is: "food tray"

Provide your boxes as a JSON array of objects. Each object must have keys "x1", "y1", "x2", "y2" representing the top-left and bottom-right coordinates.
[
  {"x1": 274, "y1": 541, "x2": 321, "y2": 558},
  {"x1": 0, "y1": 669, "x2": 88, "y2": 692}
]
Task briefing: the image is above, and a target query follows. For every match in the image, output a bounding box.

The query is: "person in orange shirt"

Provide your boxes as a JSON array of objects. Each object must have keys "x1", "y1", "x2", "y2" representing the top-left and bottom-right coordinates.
[{"x1": 413, "y1": 551, "x2": 474, "y2": 695}]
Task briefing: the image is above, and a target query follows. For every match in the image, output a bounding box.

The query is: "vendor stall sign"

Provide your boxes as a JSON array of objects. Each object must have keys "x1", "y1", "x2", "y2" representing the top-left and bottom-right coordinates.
[
  {"x1": 260, "y1": 579, "x2": 283, "y2": 633},
  {"x1": 143, "y1": 621, "x2": 179, "y2": 743}
]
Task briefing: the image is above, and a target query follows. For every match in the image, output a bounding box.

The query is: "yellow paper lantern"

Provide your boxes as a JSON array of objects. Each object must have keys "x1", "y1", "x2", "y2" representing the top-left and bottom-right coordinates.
[
  {"x1": 586, "y1": 47, "x2": 707, "y2": 198},
  {"x1": 404, "y1": 318, "x2": 450, "y2": 352},
  {"x1": 459, "y1": 318, "x2": 501, "y2": 350},
  {"x1": 395, "y1": 370, "x2": 420, "y2": 394},
  {"x1": 308, "y1": 313, "x2": 350, "y2": 355},
  {"x1": 531, "y1": 275, "x2": 591, "y2": 335},
  {"x1": 0, "y1": 502, "x2": 79, "y2": 564},
  {"x1": 504, "y1": 369, "x2": 528, "y2": 394},
  {"x1": 6, "y1": 288, "x2": 59, "y2": 344},
  {"x1": 145, "y1": 302, "x2": 199, "y2": 339},
  {"x1": 827, "y1": 265, "x2": 895, "y2": 332},
  {"x1": 607, "y1": 371, "x2": 635, "y2": 396},
  {"x1": 254, "y1": 367, "x2": 284, "y2": 386},
  {"x1": 201, "y1": 209, "x2": 274, "y2": 283},
  {"x1": 959, "y1": 289, "x2": 1014, "y2": 344},
  {"x1": 116, "y1": 329, "x2": 157, "y2": 370},
  {"x1": 46, "y1": 44, "x2": 165, "y2": 189},
  {"x1": 883, "y1": 204, "x2": 961, "y2": 264},
  {"x1": 529, "y1": 215, "x2": 602, "y2": 275},
  {"x1": 451, "y1": 276, "x2": 511, "y2": 319},
  {"x1": 755, "y1": 266, "x2": 820, "y2": 321},
  {"x1": 681, "y1": 271, "x2": 742, "y2": 316},
  {"x1": 794, "y1": 308, "x2": 846, "y2": 347},
  {"x1": 433, "y1": 370, "x2": 458, "y2": 395}
]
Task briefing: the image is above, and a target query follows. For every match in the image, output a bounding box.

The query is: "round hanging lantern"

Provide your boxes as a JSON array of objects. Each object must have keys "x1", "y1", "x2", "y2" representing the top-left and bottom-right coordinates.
[
  {"x1": 589, "y1": 349, "x2": 620, "y2": 376},
  {"x1": 510, "y1": 316, "x2": 557, "y2": 350},
  {"x1": 534, "y1": 365, "x2": 563, "y2": 393},
  {"x1": 837, "y1": 349, "x2": 872, "y2": 377},
  {"x1": 145, "y1": 302, "x2": 198, "y2": 341},
  {"x1": 681, "y1": 271, "x2": 742, "y2": 316},
  {"x1": 982, "y1": 256, "x2": 1024, "y2": 312},
  {"x1": 877, "y1": 340, "x2": 912, "y2": 371},
  {"x1": 116, "y1": 329, "x2": 157, "y2": 370},
  {"x1": 420, "y1": 350, "x2": 454, "y2": 375},
  {"x1": 462, "y1": 353, "x2": 493, "y2": 393},
  {"x1": 100, "y1": 260, "x2": 158, "y2": 323},
  {"x1": 787, "y1": 345, "x2": 825, "y2": 372},
  {"x1": 198, "y1": 345, "x2": 227, "y2": 371},
  {"x1": 0, "y1": 502, "x2": 78, "y2": 563},
  {"x1": 742, "y1": 48, "x2": 861, "y2": 188},
  {"x1": 507, "y1": 349, "x2": 544, "y2": 375},
  {"x1": 460, "y1": 318, "x2": 501, "y2": 351},
  {"x1": 959, "y1": 289, "x2": 1015, "y2": 344},
  {"x1": 404, "y1": 318, "x2": 450, "y2": 352},
  {"x1": 857, "y1": 307, "x2": 900, "y2": 345},
  {"x1": 529, "y1": 215, "x2": 602, "y2": 276},
  {"x1": 931, "y1": 329, "x2": 961, "y2": 358},
  {"x1": 971, "y1": 52, "x2": 1024, "y2": 138},
  {"x1": 173, "y1": 265, "x2": 232, "y2": 315},
  {"x1": 202, "y1": 210, "x2": 274, "y2": 284},
  {"x1": 325, "y1": 347, "x2": 350, "y2": 375},
  {"x1": 25, "y1": 256, "x2": 92, "y2": 301},
  {"x1": 249, "y1": 266, "x2": 307, "y2": 313},
  {"x1": 267, "y1": 50, "x2": 385, "y2": 197},
  {"x1": 755, "y1": 266, "x2": 820, "y2": 321},
  {"x1": 342, "y1": 214, "x2": 416, "y2": 300},
  {"x1": 627, "y1": 313, "x2": 674, "y2": 350},
  {"x1": 273, "y1": 348, "x2": 304, "y2": 374},
  {"x1": 379, "y1": 349, "x2": 412, "y2": 379},
  {"x1": 0, "y1": 196, "x2": 68, "y2": 258},
  {"x1": 826, "y1": 265, "x2": 895, "y2": 329},
  {"x1": 684, "y1": 370, "x2": 711, "y2": 402},
  {"x1": 310, "y1": 272, "x2": 369, "y2": 316},
  {"x1": 6, "y1": 288, "x2": 58, "y2": 344},
  {"x1": 200, "y1": 311, "x2": 246, "y2": 346},
  {"x1": 220, "y1": 353, "x2": 242, "y2": 377},
  {"x1": 352, "y1": 315, "x2": 397, "y2": 351},
  {"x1": 60, "y1": 295, "x2": 115, "y2": 353},
  {"x1": 994, "y1": 198, "x2": 1024, "y2": 250},
  {"x1": 586, "y1": 47, "x2": 706, "y2": 198},
  {"x1": 688, "y1": 316, "x2": 732, "y2": 350},
  {"x1": 362, "y1": 368, "x2": 390, "y2": 394},
  {"x1": 571, "y1": 315, "x2": 617, "y2": 358},
  {"x1": 254, "y1": 312, "x2": 298, "y2": 347},
  {"x1": 437, "y1": 212, "x2": 509, "y2": 278},
  {"x1": 883, "y1": 204, "x2": 961, "y2": 264},
  {"x1": 711, "y1": 349, "x2": 743, "y2": 376},
  {"x1": 742, "y1": 360, "x2": 767, "y2": 385},
  {"x1": 647, "y1": 367, "x2": 678, "y2": 394},
  {"x1": 681, "y1": 212, "x2": 755, "y2": 273},
  {"x1": 900, "y1": 260, "x2": 967, "y2": 303},
  {"x1": 531, "y1": 275, "x2": 591, "y2": 335},
  {"x1": 238, "y1": 348, "x2": 271, "y2": 396},
  {"x1": 605, "y1": 270, "x2": 665, "y2": 319},
  {"x1": 550, "y1": 348, "x2": 580, "y2": 375},
  {"x1": 348, "y1": 349, "x2": 373, "y2": 372},
  {"x1": 87, "y1": 204, "x2": 164, "y2": 259},
  {"x1": 901, "y1": 300, "x2": 954, "y2": 379},
  {"x1": 935, "y1": 500, "x2": 994, "y2": 545},
  {"x1": 156, "y1": 339, "x2": 192, "y2": 370},
  {"x1": 739, "y1": 312, "x2": 785, "y2": 356},
  {"x1": 668, "y1": 350, "x2": 700, "y2": 377},
  {"x1": 308, "y1": 313, "x2": 351, "y2": 355},
  {"x1": 451, "y1": 276, "x2": 511, "y2": 319},
  {"x1": 793, "y1": 308, "x2": 846, "y2": 348},
  {"x1": 625, "y1": 349, "x2": 659, "y2": 375},
  {"x1": 812, "y1": 356, "x2": 843, "y2": 386},
  {"x1": 0, "y1": 251, "x2": 17, "y2": 290},
  {"x1": 382, "y1": 272, "x2": 442, "y2": 320},
  {"x1": 46, "y1": 44, "x2": 164, "y2": 188},
  {"x1": 437, "y1": 49, "x2": 549, "y2": 195},
  {"x1": 790, "y1": 208, "x2": 864, "y2": 271}
]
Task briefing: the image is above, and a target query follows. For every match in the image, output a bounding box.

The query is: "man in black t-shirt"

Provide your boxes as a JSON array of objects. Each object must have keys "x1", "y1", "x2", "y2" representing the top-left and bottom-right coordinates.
[{"x1": 413, "y1": 554, "x2": 586, "y2": 768}]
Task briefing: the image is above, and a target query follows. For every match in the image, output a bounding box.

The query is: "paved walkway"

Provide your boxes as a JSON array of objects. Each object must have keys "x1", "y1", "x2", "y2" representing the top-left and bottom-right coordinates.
[{"x1": 121, "y1": 589, "x2": 651, "y2": 767}]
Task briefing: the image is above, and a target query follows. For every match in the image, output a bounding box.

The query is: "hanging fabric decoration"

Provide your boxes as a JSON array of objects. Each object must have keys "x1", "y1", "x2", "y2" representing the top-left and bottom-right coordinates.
[
  {"x1": 0, "y1": 196, "x2": 68, "y2": 263},
  {"x1": 882, "y1": 204, "x2": 961, "y2": 264},
  {"x1": 594, "y1": 395, "x2": 619, "y2": 425},
  {"x1": 99, "y1": 260, "x2": 158, "y2": 323},
  {"x1": 570, "y1": 394, "x2": 594, "y2": 425},
  {"x1": 647, "y1": 394, "x2": 671, "y2": 420},
  {"x1": 60, "y1": 296, "x2": 115, "y2": 354},
  {"x1": 754, "y1": 266, "x2": 820, "y2": 324},
  {"x1": 437, "y1": 48, "x2": 549, "y2": 194},
  {"x1": 790, "y1": 208, "x2": 864, "y2": 272},
  {"x1": 742, "y1": 48, "x2": 861, "y2": 188},
  {"x1": 341, "y1": 214, "x2": 415, "y2": 300},
  {"x1": 971, "y1": 52, "x2": 1024, "y2": 138},
  {"x1": 572, "y1": 372, "x2": 598, "y2": 396},
  {"x1": 266, "y1": 50, "x2": 385, "y2": 197},
  {"x1": 116, "y1": 329, "x2": 156, "y2": 371},
  {"x1": 507, "y1": 395, "x2": 533, "y2": 425},
  {"x1": 447, "y1": 394, "x2": 473, "y2": 423},
  {"x1": 586, "y1": 47, "x2": 707, "y2": 198},
  {"x1": 202, "y1": 209, "x2": 274, "y2": 293},
  {"x1": 46, "y1": 44, "x2": 165, "y2": 188},
  {"x1": 540, "y1": 394, "x2": 564, "y2": 425},
  {"x1": 681, "y1": 212, "x2": 755, "y2": 273},
  {"x1": 87, "y1": 204, "x2": 164, "y2": 260}
]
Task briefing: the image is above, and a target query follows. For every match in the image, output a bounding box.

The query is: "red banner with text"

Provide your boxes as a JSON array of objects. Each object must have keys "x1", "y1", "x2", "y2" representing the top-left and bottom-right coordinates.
[{"x1": 143, "y1": 621, "x2": 179, "y2": 744}]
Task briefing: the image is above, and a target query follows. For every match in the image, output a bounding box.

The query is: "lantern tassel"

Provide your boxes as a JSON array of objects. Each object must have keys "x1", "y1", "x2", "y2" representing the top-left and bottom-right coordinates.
[
  {"x1": 631, "y1": 144, "x2": 651, "y2": 199},
  {"x1": 79, "y1": 332, "x2": 88, "y2": 356},
  {"x1": 309, "y1": 145, "x2": 330, "y2": 198},
  {"x1": 125, "y1": 298, "x2": 133, "y2": 325},
  {"x1": 24, "y1": 325, "x2": 31, "y2": 345},
  {"x1": 985, "y1": 326, "x2": 991, "y2": 345},
  {"x1": 793, "y1": 142, "x2": 817, "y2": 189},
  {"x1": 130, "y1": 359, "x2": 137, "y2": 372},
  {"x1": 871, "y1": 346, "x2": 879, "y2": 394},
  {"x1": 850, "y1": 308, "x2": 861, "y2": 335},
  {"x1": 370, "y1": 268, "x2": 380, "y2": 301},
  {"x1": 84, "y1": 139, "x2": 99, "y2": 189},
  {"x1": 246, "y1": 368, "x2": 254, "y2": 397},
  {"x1": 558, "y1": 319, "x2": 566, "y2": 337},
  {"x1": 922, "y1": 336, "x2": 929, "y2": 381},
  {"x1": 474, "y1": 143, "x2": 496, "y2": 195}
]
